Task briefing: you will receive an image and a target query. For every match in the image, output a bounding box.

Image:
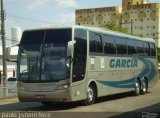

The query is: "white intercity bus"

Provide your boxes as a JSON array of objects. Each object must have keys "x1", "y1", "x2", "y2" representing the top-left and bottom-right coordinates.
[{"x1": 6, "y1": 25, "x2": 158, "y2": 105}]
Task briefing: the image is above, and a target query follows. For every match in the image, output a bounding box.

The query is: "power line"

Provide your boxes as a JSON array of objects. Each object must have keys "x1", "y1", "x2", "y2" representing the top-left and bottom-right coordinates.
[
  {"x1": 0, "y1": 36, "x2": 20, "y2": 42},
  {"x1": 52, "y1": 0, "x2": 77, "y2": 9},
  {"x1": 7, "y1": 12, "x2": 56, "y2": 24},
  {"x1": 5, "y1": 0, "x2": 76, "y2": 28},
  {"x1": 5, "y1": 0, "x2": 76, "y2": 32},
  {"x1": 46, "y1": 0, "x2": 76, "y2": 12},
  {"x1": 5, "y1": 38, "x2": 20, "y2": 42}
]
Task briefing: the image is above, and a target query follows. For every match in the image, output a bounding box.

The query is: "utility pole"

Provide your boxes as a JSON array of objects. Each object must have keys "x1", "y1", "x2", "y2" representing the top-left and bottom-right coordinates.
[
  {"x1": 120, "y1": 19, "x2": 134, "y2": 35},
  {"x1": 130, "y1": 20, "x2": 133, "y2": 35},
  {"x1": 1, "y1": 0, "x2": 7, "y2": 96}
]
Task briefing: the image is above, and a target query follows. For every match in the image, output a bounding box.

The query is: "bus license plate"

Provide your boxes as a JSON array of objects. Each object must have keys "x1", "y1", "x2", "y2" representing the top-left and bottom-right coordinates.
[{"x1": 36, "y1": 95, "x2": 45, "y2": 99}]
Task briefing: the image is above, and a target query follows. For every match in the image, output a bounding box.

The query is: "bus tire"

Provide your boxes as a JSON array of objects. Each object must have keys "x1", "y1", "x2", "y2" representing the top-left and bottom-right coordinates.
[
  {"x1": 141, "y1": 79, "x2": 148, "y2": 95},
  {"x1": 83, "y1": 85, "x2": 96, "y2": 105},
  {"x1": 134, "y1": 80, "x2": 141, "y2": 96}
]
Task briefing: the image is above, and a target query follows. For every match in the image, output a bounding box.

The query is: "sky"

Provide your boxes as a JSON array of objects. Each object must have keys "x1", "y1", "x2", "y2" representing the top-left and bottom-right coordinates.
[{"x1": 3, "y1": 0, "x2": 160, "y2": 39}]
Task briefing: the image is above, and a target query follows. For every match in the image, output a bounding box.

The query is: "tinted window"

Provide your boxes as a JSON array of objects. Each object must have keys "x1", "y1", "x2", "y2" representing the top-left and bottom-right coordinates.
[
  {"x1": 103, "y1": 35, "x2": 116, "y2": 54},
  {"x1": 19, "y1": 30, "x2": 45, "y2": 82},
  {"x1": 41, "y1": 29, "x2": 72, "y2": 81},
  {"x1": 20, "y1": 30, "x2": 44, "y2": 51},
  {"x1": 136, "y1": 41, "x2": 144, "y2": 55},
  {"x1": 45, "y1": 29, "x2": 71, "y2": 44},
  {"x1": 127, "y1": 39, "x2": 137, "y2": 55},
  {"x1": 95, "y1": 35, "x2": 103, "y2": 53},
  {"x1": 73, "y1": 29, "x2": 87, "y2": 82},
  {"x1": 89, "y1": 32, "x2": 96, "y2": 52},
  {"x1": 115, "y1": 37, "x2": 127, "y2": 54},
  {"x1": 144, "y1": 42, "x2": 150, "y2": 56},
  {"x1": 150, "y1": 43, "x2": 156, "y2": 56},
  {"x1": 89, "y1": 32, "x2": 103, "y2": 53}
]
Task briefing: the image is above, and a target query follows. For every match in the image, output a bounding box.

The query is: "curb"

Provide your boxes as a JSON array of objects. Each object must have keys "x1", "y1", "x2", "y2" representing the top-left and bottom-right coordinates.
[
  {"x1": 154, "y1": 78, "x2": 160, "y2": 88},
  {"x1": 0, "y1": 95, "x2": 17, "y2": 100}
]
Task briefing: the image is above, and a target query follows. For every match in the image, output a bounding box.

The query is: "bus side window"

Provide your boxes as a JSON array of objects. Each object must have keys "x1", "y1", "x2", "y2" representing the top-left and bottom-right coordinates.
[
  {"x1": 95, "y1": 34, "x2": 103, "y2": 53},
  {"x1": 73, "y1": 29, "x2": 87, "y2": 82},
  {"x1": 103, "y1": 35, "x2": 116, "y2": 54},
  {"x1": 115, "y1": 37, "x2": 127, "y2": 55},
  {"x1": 127, "y1": 39, "x2": 137, "y2": 55},
  {"x1": 89, "y1": 32, "x2": 103, "y2": 53},
  {"x1": 153, "y1": 44, "x2": 156, "y2": 56},
  {"x1": 149, "y1": 43, "x2": 156, "y2": 56},
  {"x1": 89, "y1": 32, "x2": 96, "y2": 53},
  {"x1": 136, "y1": 41, "x2": 145, "y2": 55},
  {"x1": 144, "y1": 42, "x2": 150, "y2": 56}
]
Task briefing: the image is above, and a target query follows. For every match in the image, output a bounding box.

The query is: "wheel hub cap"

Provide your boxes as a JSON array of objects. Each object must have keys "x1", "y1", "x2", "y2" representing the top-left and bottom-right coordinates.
[{"x1": 87, "y1": 87, "x2": 93, "y2": 102}]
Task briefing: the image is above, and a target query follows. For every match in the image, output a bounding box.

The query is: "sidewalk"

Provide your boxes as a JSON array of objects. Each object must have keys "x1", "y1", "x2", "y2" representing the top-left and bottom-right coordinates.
[
  {"x1": 0, "y1": 96, "x2": 18, "y2": 105},
  {"x1": 0, "y1": 85, "x2": 17, "y2": 99},
  {"x1": 154, "y1": 76, "x2": 160, "y2": 88}
]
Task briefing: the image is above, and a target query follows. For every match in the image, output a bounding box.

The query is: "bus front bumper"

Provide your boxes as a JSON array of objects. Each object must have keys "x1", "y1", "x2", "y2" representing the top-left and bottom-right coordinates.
[{"x1": 18, "y1": 89, "x2": 72, "y2": 102}]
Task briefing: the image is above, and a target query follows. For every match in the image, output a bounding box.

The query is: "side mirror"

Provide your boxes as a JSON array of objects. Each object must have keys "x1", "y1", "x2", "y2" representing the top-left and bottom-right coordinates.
[
  {"x1": 6, "y1": 44, "x2": 19, "y2": 62},
  {"x1": 67, "y1": 40, "x2": 76, "y2": 57}
]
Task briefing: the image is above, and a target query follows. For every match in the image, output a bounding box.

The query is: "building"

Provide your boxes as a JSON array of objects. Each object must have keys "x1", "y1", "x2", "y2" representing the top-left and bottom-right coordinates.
[
  {"x1": 0, "y1": 45, "x2": 18, "y2": 85},
  {"x1": 0, "y1": 27, "x2": 21, "y2": 83},
  {"x1": 75, "y1": 0, "x2": 160, "y2": 47},
  {"x1": 76, "y1": 6, "x2": 122, "y2": 27}
]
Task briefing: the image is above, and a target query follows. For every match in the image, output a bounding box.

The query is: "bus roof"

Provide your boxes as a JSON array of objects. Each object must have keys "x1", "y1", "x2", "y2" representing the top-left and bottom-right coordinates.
[
  {"x1": 24, "y1": 25, "x2": 155, "y2": 43},
  {"x1": 73, "y1": 25, "x2": 155, "y2": 43}
]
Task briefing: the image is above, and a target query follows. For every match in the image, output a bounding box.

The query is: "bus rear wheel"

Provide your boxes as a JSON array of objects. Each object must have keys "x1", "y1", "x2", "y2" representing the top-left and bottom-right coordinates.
[
  {"x1": 134, "y1": 80, "x2": 141, "y2": 96},
  {"x1": 83, "y1": 85, "x2": 96, "y2": 105},
  {"x1": 141, "y1": 79, "x2": 148, "y2": 95}
]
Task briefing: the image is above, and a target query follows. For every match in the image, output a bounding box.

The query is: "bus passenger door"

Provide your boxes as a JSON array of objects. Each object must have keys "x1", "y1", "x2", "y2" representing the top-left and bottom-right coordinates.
[
  {"x1": 72, "y1": 29, "x2": 87, "y2": 82},
  {"x1": 71, "y1": 29, "x2": 87, "y2": 101}
]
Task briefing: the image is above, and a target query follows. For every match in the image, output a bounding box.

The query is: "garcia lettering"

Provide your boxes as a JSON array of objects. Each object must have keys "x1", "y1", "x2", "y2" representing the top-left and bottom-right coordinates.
[{"x1": 110, "y1": 59, "x2": 137, "y2": 68}]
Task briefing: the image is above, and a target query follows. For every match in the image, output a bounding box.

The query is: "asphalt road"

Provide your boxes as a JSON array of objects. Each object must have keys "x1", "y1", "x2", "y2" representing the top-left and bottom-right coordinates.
[{"x1": 0, "y1": 81, "x2": 160, "y2": 118}]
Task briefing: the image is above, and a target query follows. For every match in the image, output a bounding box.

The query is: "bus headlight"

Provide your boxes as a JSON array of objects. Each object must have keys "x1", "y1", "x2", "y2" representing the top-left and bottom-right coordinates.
[{"x1": 56, "y1": 84, "x2": 70, "y2": 90}]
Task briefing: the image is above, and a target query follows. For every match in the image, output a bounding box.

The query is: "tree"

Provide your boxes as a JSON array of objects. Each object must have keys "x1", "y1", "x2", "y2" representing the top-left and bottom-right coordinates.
[{"x1": 101, "y1": 21, "x2": 128, "y2": 34}]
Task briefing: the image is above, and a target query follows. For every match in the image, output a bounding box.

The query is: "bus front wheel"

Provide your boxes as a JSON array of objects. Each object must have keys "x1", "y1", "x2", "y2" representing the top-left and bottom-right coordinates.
[{"x1": 83, "y1": 85, "x2": 96, "y2": 105}]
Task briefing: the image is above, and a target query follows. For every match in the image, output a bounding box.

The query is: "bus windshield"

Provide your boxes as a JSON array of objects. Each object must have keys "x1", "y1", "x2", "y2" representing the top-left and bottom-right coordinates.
[{"x1": 18, "y1": 29, "x2": 72, "y2": 82}]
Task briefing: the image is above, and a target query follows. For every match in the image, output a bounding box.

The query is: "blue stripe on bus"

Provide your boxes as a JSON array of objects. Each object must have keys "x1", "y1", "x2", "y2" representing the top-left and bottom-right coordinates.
[{"x1": 97, "y1": 57, "x2": 156, "y2": 88}]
